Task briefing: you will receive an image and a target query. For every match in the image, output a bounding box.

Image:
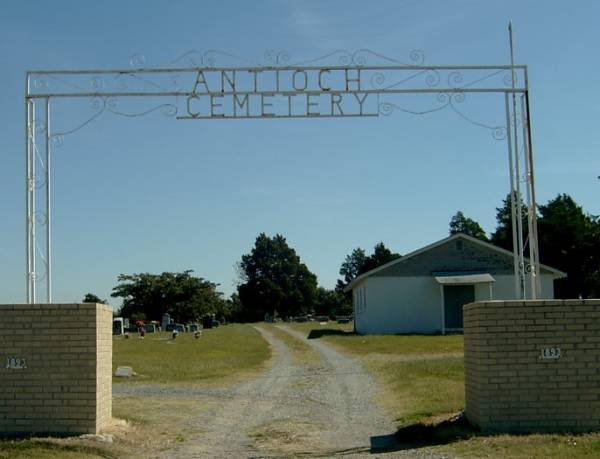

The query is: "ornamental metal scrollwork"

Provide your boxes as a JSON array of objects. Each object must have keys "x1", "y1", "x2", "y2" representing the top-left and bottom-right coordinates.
[
  {"x1": 90, "y1": 76, "x2": 105, "y2": 90},
  {"x1": 129, "y1": 53, "x2": 146, "y2": 67},
  {"x1": 50, "y1": 135, "x2": 64, "y2": 147},
  {"x1": 164, "y1": 50, "x2": 256, "y2": 68},
  {"x1": 30, "y1": 49, "x2": 524, "y2": 144},
  {"x1": 53, "y1": 96, "x2": 178, "y2": 145},
  {"x1": 136, "y1": 48, "x2": 428, "y2": 69},
  {"x1": 380, "y1": 90, "x2": 507, "y2": 141},
  {"x1": 265, "y1": 50, "x2": 290, "y2": 66}
]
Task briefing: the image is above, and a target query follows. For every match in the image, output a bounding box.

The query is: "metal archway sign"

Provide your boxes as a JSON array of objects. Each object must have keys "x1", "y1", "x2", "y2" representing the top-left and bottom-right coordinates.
[{"x1": 24, "y1": 42, "x2": 540, "y2": 304}]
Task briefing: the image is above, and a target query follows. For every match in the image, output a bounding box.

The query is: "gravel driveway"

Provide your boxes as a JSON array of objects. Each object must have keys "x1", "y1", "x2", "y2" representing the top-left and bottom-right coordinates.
[{"x1": 115, "y1": 325, "x2": 442, "y2": 458}]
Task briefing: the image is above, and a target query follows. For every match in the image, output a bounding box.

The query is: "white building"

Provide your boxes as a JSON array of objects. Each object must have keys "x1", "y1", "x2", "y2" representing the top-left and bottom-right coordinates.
[{"x1": 345, "y1": 233, "x2": 566, "y2": 335}]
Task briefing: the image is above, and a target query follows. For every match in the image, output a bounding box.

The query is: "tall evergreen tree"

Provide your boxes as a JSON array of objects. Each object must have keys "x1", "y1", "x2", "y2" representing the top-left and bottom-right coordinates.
[
  {"x1": 537, "y1": 194, "x2": 600, "y2": 298},
  {"x1": 336, "y1": 242, "x2": 401, "y2": 296},
  {"x1": 111, "y1": 270, "x2": 224, "y2": 322},
  {"x1": 490, "y1": 192, "x2": 529, "y2": 251},
  {"x1": 360, "y1": 242, "x2": 402, "y2": 274},
  {"x1": 448, "y1": 211, "x2": 488, "y2": 241},
  {"x1": 237, "y1": 233, "x2": 318, "y2": 321},
  {"x1": 82, "y1": 293, "x2": 107, "y2": 304},
  {"x1": 338, "y1": 248, "x2": 367, "y2": 287}
]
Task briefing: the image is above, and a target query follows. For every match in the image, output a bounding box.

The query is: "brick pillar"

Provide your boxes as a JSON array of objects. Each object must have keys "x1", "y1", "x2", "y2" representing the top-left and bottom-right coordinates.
[
  {"x1": 464, "y1": 299, "x2": 600, "y2": 433},
  {"x1": 0, "y1": 303, "x2": 113, "y2": 435}
]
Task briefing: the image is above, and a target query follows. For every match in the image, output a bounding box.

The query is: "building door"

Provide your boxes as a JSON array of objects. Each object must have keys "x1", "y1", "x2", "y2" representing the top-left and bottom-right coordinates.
[{"x1": 444, "y1": 285, "x2": 474, "y2": 329}]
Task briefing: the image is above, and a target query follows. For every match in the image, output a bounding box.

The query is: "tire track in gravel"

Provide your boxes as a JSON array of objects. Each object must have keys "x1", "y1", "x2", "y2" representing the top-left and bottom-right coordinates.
[{"x1": 274, "y1": 325, "x2": 398, "y2": 455}]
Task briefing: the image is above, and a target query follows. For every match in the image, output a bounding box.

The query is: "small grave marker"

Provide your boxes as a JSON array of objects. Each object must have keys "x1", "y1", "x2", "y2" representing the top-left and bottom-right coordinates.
[{"x1": 114, "y1": 366, "x2": 133, "y2": 378}]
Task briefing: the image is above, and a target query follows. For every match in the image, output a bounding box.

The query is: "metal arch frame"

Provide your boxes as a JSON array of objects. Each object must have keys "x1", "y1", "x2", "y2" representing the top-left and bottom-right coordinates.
[{"x1": 24, "y1": 51, "x2": 541, "y2": 304}]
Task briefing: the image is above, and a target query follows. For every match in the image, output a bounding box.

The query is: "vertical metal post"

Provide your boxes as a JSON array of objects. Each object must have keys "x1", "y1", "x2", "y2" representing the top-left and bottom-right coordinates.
[
  {"x1": 521, "y1": 93, "x2": 536, "y2": 299},
  {"x1": 45, "y1": 97, "x2": 52, "y2": 302},
  {"x1": 31, "y1": 100, "x2": 37, "y2": 303},
  {"x1": 25, "y1": 83, "x2": 31, "y2": 303},
  {"x1": 524, "y1": 68, "x2": 542, "y2": 298},
  {"x1": 505, "y1": 93, "x2": 521, "y2": 299},
  {"x1": 509, "y1": 22, "x2": 526, "y2": 299}
]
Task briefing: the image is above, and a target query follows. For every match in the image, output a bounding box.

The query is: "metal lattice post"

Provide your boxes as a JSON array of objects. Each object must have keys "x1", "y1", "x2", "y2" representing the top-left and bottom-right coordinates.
[
  {"x1": 504, "y1": 93, "x2": 522, "y2": 299},
  {"x1": 25, "y1": 92, "x2": 52, "y2": 303},
  {"x1": 25, "y1": 92, "x2": 32, "y2": 303},
  {"x1": 509, "y1": 22, "x2": 527, "y2": 299},
  {"x1": 26, "y1": 98, "x2": 36, "y2": 303},
  {"x1": 523, "y1": 76, "x2": 542, "y2": 298},
  {"x1": 45, "y1": 97, "x2": 52, "y2": 303}
]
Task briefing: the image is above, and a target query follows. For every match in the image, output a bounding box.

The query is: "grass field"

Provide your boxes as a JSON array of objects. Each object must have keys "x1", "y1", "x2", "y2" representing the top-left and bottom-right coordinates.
[
  {"x1": 113, "y1": 324, "x2": 270, "y2": 385},
  {"x1": 286, "y1": 321, "x2": 463, "y2": 356},
  {"x1": 290, "y1": 322, "x2": 600, "y2": 458}
]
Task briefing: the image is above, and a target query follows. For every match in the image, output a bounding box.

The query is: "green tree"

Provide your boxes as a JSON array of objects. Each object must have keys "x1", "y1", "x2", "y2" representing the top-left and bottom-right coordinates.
[
  {"x1": 82, "y1": 293, "x2": 107, "y2": 304},
  {"x1": 337, "y1": 243, "x2": 400, "y2": 292},
  {"x1": 449, "y1": 211, "x2": 488, "y2": 241},
  {"x1": 338, "y1": 248, "x2": 367, "y2": 287},
  {"x1": 537, "y1": 194, "x2": 600, "y2": 298},
  {"x1": 216, "y1": 293, "x2": 243, "y2": 323},
  {"x1": 361, "y1": 242, "x2": 401, "y2": 274},
  {"x1": 585, "y1": 216, "x2": 600, "y2": 297},
  {"x1": 111, "y1": 270, "x2": 223, "y2": 323},
  {"x1": 237, "y1": 233, "x2": 318, "y2": 321},
  {"x1": 335, "y1": 242, "x2": 401, "y2": 312},
  {"x1": 314, "y1": 287, "x2": 351, "y2": 317},
  {"x1": 490, "y1": 192, "x2": 529, "y2": 251}
]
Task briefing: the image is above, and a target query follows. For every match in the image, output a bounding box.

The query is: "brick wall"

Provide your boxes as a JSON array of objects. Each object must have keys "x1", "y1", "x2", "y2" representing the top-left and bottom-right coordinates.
[
  {"x1": 0, "y1": 303, "x2": 112, "y2": 435},
  {"x1": 464, "y1": 299, "x2": 600, "y2": 432}
]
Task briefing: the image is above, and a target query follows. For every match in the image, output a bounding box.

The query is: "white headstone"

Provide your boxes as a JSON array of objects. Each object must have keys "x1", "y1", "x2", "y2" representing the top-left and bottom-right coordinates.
[
  {"x1": 114, "y1": 366, "x2": 133, "y2": 378},
  {"x1": 161, "y1": 313, "x2": 171, "y2": 330}
]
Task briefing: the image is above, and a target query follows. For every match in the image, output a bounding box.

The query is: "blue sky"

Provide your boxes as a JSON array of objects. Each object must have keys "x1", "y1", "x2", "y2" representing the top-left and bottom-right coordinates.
[{"x1": 1, "y1": 1, "x2": 599, "y2": 307}]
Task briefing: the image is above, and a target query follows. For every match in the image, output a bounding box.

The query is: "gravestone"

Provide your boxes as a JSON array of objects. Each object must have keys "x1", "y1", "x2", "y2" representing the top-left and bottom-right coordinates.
[{"x1": 161, "y1": 313, "x2": 171, "y2": 331}]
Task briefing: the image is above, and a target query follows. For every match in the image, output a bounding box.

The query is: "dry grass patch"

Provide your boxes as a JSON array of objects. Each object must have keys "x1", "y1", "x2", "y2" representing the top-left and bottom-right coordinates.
[
  {"x1": 111, "y1": 394, "x2": 214, "y2": 456},
  {"x1": 439, "y1": 432, "x2": 600, "y2": 458},
  {"x1": 0, "y1": 440, "x2": 117, "y2": 459},
  {"x1": 250, "y1": 418, "x2": 324, "y2": 456},
  {"x1": 370, "y1": 357, "x2": 464, "y2": 427}
]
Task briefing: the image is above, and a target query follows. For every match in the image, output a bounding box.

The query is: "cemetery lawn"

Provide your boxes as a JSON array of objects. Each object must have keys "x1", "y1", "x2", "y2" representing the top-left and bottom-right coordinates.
[
  {"x1": 291, "y1": 322, "x2": 600, "y2": 458},
  {"x1": 112, "y1": 323, "x2": 271, "y2": 384}
]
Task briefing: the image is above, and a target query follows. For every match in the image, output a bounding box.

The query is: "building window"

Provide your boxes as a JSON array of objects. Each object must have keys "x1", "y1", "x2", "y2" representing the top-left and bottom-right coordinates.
[
  {"x1": 355, "y1": 286, "x2": 367, "y2": 314},
  {"x1": 361, "y1": 286, "x2": 367, "y2": 313}
]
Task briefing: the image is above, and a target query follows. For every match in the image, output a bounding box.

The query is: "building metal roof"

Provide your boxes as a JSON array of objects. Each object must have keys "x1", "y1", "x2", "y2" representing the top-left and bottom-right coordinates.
[{"x1": 344, "y1": 233, "x2": 567, "y2": 292}]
